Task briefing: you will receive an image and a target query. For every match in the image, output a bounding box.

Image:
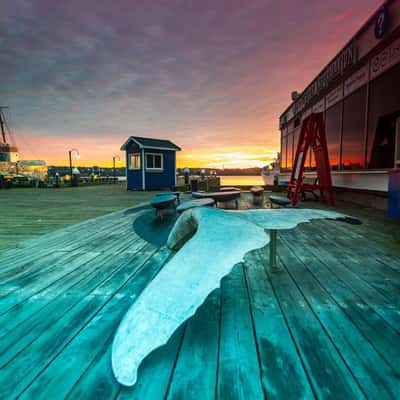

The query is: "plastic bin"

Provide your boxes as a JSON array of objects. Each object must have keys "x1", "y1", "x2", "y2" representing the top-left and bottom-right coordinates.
[
  {"x1": 71, "y1": 173, "x2": 80, "y2": 187},
  {"x1": 191, "y1": 179, "x2": 198, "y2": 192}
]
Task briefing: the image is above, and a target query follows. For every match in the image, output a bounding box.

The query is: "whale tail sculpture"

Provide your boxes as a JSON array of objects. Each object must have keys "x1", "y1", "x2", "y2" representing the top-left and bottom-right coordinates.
[{"x1": 112, "y1": 207, "x2": 349, "y2": 387}]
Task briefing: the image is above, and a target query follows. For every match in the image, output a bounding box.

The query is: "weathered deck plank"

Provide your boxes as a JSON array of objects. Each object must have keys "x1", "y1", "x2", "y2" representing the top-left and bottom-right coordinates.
[
  {"x1": 278, "y1": 237, "x2": 399, "y2": 399},
  {"x1": 282, "y1": 228, "x2": 400, "y2": 370},
  {"x1": 166, "y1": 290, "x2": 221, "y2": 400},
  {"x1": 0, "y1": 243, "x2": 157, "y2": 398},
  {"x1": 0, "y1": 201, "x2": 399, "y2": 399},
  {"x1": 117, "y1": 326, "x2": 185, "y2": 400},
  {"x1": 295, "y1": 223, "x2": 400, "y2": 330},
  {"x1": 18, "y1": 247, "x2": 167, "y2": 399},
  {"x1": 0, "y1": 244, "x2": 151, "y2": 368},
  {"x1": 217, "y1": 264, "x2": 264, "y2": 400},
  {"x1": 266, "y1": 254, "x2": 366, "y2": 399},
  {"x1": 244, "y1": 251, "x2": 315, "y2": 399}
]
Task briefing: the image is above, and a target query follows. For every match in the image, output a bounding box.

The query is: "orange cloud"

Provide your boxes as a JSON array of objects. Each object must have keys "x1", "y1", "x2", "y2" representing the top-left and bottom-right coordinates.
[
  {"x1": 15, "y1": 130, "x2": 280, "y2": 169},
  {"x1": 15, "y1": 131, "x2": 127, "y2": 167}
]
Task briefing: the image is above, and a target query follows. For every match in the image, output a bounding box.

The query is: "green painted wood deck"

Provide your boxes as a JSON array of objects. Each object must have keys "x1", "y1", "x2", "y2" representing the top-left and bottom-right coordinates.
[
  {"x1": 0, "y1": 185, "x2": 155, "y2": 250},
  {"x1": 0, "y1": 201, "x2": 399, "y2": 399}
]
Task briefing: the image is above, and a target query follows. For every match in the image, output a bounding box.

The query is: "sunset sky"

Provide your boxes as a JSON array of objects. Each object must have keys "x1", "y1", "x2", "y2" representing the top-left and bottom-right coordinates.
[{"x1": 1, "y1": 0, "x2": 382, "y2": 168}]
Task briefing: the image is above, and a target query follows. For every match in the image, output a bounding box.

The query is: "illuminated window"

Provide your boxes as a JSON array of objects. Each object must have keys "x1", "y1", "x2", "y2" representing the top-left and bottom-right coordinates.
[
  {"x1": 367, "y1": 63, "x2": 400, "y2": 169},
  {"x1": 325, "y1": 102, "x2": 342, "y2": 170},
  {"x1": 287, "y1": 133, "x2": 293, "y2": 169},
  {"x1": 341, "y1": 86, "x2": 366, "y2": 170},
  {"x1": 280, "y1": 134, "x2": 287, "y2": 170},
  {"x1": 146, "y1": 153, "x2": 163, "y2": 170},
  {"x1": 293, "y1": 127, "x2": 300, "y2": 165},
  {"x1": 129, "y1": 153, "x2": 141, "y2": 170}
]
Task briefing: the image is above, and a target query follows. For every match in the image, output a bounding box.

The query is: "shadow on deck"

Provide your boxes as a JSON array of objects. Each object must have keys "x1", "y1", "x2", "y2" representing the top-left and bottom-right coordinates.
[{"x1": 0, "y1": 198, "x2": 399, "y2": 399}]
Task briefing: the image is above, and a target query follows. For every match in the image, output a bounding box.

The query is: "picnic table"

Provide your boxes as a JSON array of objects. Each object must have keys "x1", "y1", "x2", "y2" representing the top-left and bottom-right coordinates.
[
  {"x1": 156, "y1": 191, "x2": 181, "y2": 204},
  {"x1": 150, "y1": 194, "x2": 177, "y2": 219},
  {"x1": 192, "y1": 191, "x2": 241, "y2": 209}
]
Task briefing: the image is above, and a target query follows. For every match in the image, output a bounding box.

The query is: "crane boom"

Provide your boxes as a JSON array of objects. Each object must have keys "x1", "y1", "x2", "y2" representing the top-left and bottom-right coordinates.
[{"x1": 0, "y1": 108, "x2": 7, "y2": 143}]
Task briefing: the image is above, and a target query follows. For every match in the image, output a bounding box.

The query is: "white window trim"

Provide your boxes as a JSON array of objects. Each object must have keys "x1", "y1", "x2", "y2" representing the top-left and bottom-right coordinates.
[
  {"x1": 129, "y1": 153, "x2": 141, "y2": 170},
  {"x1": 145, "y1": 152, "x2": 164, "y2": 172}
]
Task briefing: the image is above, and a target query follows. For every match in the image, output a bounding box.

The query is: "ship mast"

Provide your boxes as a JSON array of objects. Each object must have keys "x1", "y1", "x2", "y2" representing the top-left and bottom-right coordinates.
[{"x1": 0, "y1": 106, "x2": 8, "y2": 143}]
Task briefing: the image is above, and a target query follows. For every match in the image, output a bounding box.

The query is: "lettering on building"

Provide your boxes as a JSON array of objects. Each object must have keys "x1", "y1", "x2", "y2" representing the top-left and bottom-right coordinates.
[
  {"x1": 371, "y1": 37, "x2": 400, "y2": 79},
  {"x1": 290, "y1": 42, "x2": 355, "y2": 118}
]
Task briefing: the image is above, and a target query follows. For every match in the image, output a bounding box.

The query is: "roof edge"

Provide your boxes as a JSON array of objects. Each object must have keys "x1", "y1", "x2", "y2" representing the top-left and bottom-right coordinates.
[{"x1": 120, "y1": 136, "x2": 181, "y2": 151}]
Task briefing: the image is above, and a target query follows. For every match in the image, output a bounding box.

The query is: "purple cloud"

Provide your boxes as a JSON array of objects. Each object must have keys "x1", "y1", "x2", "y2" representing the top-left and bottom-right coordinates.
[{"x1": 0, "y1": 0, "x2": 381, "y2": 163}]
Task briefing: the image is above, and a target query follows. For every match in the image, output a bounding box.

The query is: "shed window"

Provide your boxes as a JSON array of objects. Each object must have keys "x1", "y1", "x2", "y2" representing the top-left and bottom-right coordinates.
[
  {"x1": 146, "y1": 153, "x2": 163, "y2": 170},
  {"x1": 129, "y1": 153, "x2": 141, "y2": 170}
]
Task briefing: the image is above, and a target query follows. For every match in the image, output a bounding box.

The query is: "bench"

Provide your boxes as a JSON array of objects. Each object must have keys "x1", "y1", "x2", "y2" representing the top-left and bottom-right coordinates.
[
  {"x1": 219, "y1": 187, "x2": 241, "y2": 192},
  {"x1": 192, "y1": 191, "x2": 241, "y2": 209},
  {"x1": 150, "y1": 194, "x2": 177, "y2": 219},
  {"x1": 156, "y1": 191, "x2": 181, "y2": 204},
  {"x1": 269, "y1": 195, "x2": 292, "y2": 208}
]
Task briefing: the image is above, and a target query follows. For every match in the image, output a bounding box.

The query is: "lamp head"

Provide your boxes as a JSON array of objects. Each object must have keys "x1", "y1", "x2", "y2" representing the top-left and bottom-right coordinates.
[{"x1": 69, "y1": 148, "x2": 80, "y2": 159}]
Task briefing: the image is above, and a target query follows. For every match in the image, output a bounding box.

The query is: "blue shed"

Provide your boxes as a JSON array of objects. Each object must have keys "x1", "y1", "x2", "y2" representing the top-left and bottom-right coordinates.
[{"x1": 120, "y1": 136, "x2": 181, "y2": 190}]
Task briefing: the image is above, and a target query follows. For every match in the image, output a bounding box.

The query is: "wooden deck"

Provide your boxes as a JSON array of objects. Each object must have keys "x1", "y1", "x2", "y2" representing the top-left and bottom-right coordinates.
[
  {"x1": 0, "y1": 201, "x2": 399, "y2": 399},
  {"x1": 0, "y1": 184, "x2": 155, "y2": 250}
]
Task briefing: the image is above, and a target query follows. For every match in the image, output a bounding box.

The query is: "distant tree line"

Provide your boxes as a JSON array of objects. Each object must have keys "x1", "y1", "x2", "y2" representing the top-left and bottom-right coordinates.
[
  {"x1": 177, "y1": 167, "x2": 262, "y2": 176},
  {"x1": 47, "y1": 166, "x2": 126, "y2": 177},
  {"x1": 49, "y1": 166, "x2": 262, "y2": 177}
]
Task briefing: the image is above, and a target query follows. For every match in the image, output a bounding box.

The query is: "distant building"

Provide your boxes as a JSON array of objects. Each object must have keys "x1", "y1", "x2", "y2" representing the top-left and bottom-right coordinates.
[
  {"x1": 17, "y1": 160, "x2": 47, "y2": 180},
  {"x1": 120, "y1": 136, "x2": 181, "y2": 190},
  {"x1": 278, "y1": 0, "x2": 400, "y2": 206}
]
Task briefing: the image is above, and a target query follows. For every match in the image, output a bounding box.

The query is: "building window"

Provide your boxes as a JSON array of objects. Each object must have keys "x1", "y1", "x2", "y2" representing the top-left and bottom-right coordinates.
[
  {"x1": 341, "y1": 86, "x2": 367, "y2": 170},
  {"x1": 397, "y1": 117, "x2": 400, "y2": 167},
  {"x1": 280, "y1": 134, "x2": 287, "y2": 170},
  {"x1": 146, "y1": 153, "x2": 163, "y2": 171},
  {"x1": 325, "y1": 102, "x2": 342, "y2": 170},
  {"x1": 287, "y1": 132, "x2": 294, "y2": 170},
  {"x1": 293, "y1": 127, "x2": 300, "y2": 160},
  {"x1": 129, "y1": 153, "x2": 141, "y2": 170},
  {"x1": 367, "y1": 63, "x2": 400, "y2": 169}
]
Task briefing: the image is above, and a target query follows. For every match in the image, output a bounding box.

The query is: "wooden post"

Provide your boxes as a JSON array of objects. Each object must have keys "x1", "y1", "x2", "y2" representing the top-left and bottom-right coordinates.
[
  {"x1": 68, "y1": 150, "x2": 73, "y2": 186},
  {"x1": 269, "y1": 229, "x2": 277, "y2": 268},
  {"x1": 113, "y1": 157, "x2": 116, "y2": 183}
]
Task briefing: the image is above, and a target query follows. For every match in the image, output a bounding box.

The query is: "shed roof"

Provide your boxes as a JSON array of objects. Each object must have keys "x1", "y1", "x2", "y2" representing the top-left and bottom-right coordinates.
[{"x1": 120, "y1": 136, "x2": 181, "y2": 151}]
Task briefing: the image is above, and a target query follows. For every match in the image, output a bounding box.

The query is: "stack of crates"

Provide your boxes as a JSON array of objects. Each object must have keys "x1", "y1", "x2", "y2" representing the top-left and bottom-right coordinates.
[{"x1": 388, "y1": 171, "x2": 400, "y2": 220}]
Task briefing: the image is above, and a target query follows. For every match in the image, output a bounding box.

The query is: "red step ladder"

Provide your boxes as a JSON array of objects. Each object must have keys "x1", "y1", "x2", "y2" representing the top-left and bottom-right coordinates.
[{"x1": 287, "y1": 112, "x2": 335, "y2": 206}]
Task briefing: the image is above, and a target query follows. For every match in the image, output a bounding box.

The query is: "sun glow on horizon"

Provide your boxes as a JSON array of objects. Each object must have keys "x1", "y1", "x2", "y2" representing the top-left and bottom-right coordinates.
[
  {"x1": 14, "y1": 130, "x2": 279, "y2": 169},
  {"x1": 176, "y1": 147, "x2": 279, "y2": 169},
  {"x1": 19, "y1": 148, "x2": 279, "y2": 169}
]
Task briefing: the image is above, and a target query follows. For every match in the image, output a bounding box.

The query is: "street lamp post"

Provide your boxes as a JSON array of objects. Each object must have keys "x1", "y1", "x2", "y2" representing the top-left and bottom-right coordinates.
[
  {"x1": 68, "y1": 148, "x2": 80, "y2": 186},
  {"x1": 113, "y1": 155, "x2": 121, "y2": 184}
]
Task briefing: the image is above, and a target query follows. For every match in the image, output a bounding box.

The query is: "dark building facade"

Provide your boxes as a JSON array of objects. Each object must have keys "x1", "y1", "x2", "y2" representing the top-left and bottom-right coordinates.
[{"x1": 279, "y1": 0, "x2": 400, "y2": 194}]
